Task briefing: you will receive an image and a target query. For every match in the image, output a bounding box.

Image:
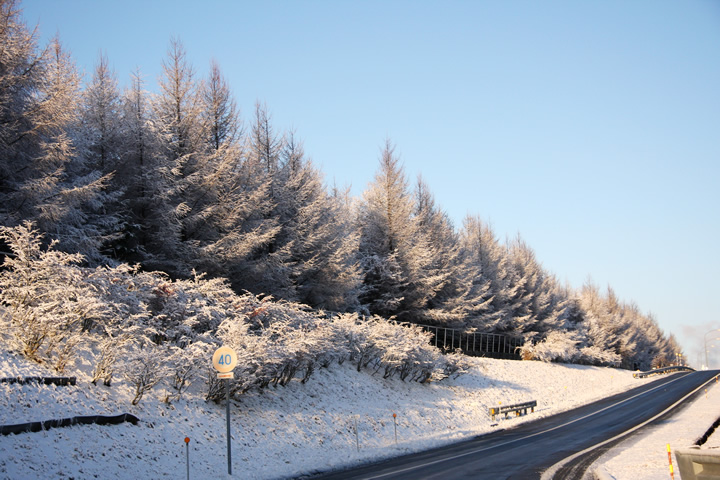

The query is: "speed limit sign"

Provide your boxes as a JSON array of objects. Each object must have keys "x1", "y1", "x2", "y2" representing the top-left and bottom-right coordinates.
[
  {"x1": 212, "y1": 345, "x2": 237, "y2": 475},
  {"x1": 213, "y1": 346, "x2": 237, "y2": 373}
]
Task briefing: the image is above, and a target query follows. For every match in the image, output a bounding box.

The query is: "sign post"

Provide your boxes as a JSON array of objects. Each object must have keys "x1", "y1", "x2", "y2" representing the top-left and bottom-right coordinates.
[{"x1": 213, "y1": 346, "x2": 238, "y2": 476}]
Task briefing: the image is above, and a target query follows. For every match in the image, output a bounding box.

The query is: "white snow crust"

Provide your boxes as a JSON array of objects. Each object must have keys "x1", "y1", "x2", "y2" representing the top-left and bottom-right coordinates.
[
  {"x1": 1, "y1": 350, "x2": 717, "y2": 480},
  {"x1": 590, "y1": 376, "x2": 720, "y2": 480}
]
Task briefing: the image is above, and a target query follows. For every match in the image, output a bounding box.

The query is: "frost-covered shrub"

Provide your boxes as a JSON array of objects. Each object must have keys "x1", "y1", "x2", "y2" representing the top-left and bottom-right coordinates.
[
  {"x1": 579, "y1": 345, "x2": 621, "y2": 367},
  {"x1": 520, "y1": 330, "x2": 622, "y2": 367},
  {"x1": 520, "y1": 330, "x2": 582, "y2": 363},
  {"x1": 331, "y1": 314, "x2": 382, "y2": 371},
  {"x1": 234, "y1": 293, "x2": 318, "y2": 331},
  {"x1": 123, "y1": 347, "x2": 168, "y2": 405},
  {"x1": 164, "y1": 342, "x2": 210, "y2": 402},
  {"x1": 207, "y1": 297, "x2": 465, "y2": 403},
  {"x1": 329, "y1": 314, "x2": 461, "y2": 383},
  {"x1": 0, "y1": 223, "x2": 108, "y2": 371},
  {"x1": 91, "y1": 334, "x2": 133, "y2": 386},
  {"x1": 214, "y1": 309, "x2": 334, "y2": 397}
]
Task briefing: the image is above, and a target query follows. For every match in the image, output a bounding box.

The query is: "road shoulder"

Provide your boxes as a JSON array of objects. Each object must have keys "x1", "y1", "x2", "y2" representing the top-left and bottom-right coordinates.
[{"x1": 590, "y1": 375, "x2": 720, "y2": 479}]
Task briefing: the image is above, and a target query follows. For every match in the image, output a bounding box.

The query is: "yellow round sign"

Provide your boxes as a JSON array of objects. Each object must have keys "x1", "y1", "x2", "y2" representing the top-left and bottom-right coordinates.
[{"x1": 212, "y1": 346, "x2": 238, "y2": 373}]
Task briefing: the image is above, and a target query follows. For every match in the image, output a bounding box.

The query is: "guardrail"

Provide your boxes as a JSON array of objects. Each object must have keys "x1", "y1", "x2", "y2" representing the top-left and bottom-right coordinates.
[
  {"x1": 633, "y1": 366, "x2": 695, "y2": 378},
  {"x1": 490, "y1": 400, "x2": 537, "y2": 421}
]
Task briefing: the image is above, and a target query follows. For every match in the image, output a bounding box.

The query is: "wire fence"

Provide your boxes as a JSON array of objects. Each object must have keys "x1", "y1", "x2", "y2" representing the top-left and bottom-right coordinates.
[{"x1": 417, "y1": 324, "x2": 523, "y2": 360}]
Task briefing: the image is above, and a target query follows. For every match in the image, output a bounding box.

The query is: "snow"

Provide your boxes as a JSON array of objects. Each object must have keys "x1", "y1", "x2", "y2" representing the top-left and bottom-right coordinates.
[
  {"x1": 590, "y1": 376, "x2": 720, "y2": 480},
  {"x1": 0, "y1": 349, "x2": 717, "y2": 480}
]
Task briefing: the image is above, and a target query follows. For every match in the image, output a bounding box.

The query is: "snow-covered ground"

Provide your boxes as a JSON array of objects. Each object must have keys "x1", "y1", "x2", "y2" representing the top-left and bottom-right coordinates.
[
  {"x1": 0, "y1": 349, "x2": 717, "y2": 480},
  {"x1": 590, "y1": 374, "x2": 720, "y2": 480}
]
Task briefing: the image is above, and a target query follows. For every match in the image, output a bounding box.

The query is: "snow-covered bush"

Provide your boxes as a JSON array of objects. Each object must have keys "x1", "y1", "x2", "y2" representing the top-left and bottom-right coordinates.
[
  {"x1": 0, "y1": 223, "x2": 108, "y2": 371},
  {"x1": 164, "y1": 342, "x2": 210, "y2": 402},
  {"x1": 329, "y1": 314, "x2": 463, "y2": 383},
  {"x1": 520, "y1": 330, "x2": 582, "y2": 363},
  {"x1": 91, "y1": 333, "x2": 133, "y2": 386},
  {"x1": 579, "y1": 345, "x2": 621, "y2": 367},
  {"x1": 123, "y1": 347, "x2": 168, "y2": 405}
]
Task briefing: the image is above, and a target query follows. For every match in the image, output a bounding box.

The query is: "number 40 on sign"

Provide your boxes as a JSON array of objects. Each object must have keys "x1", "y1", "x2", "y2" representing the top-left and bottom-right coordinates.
[{"x1": 213, "y1": 346, "x2": 237, "y2": 377}]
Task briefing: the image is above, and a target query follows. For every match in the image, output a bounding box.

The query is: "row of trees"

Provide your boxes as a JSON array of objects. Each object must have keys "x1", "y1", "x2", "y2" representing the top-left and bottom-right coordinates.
[
  {"x1": 0, "y1": 0, "x2": 680, "y2": 370},
  {"x1": 0, "y1": 223, "x2": 466, "y2": 405}
]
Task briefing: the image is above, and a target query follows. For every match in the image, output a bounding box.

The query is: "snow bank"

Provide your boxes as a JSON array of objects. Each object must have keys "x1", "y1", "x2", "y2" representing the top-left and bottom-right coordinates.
[
  {"x1": 0, "y1": 349, "x2": 648, "y2": 480},
  {"x1": 591, "y1": 376, "x2": 720, "y2": 480}
]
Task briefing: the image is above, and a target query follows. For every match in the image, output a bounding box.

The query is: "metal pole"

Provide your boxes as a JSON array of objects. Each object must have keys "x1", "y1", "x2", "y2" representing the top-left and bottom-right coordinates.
[
  {"x1": 226, "y1": 379, "x2": 232, "y2": 475},
  {"x1": 185, "y1": 439, "x2": 190, "y2": 480}
]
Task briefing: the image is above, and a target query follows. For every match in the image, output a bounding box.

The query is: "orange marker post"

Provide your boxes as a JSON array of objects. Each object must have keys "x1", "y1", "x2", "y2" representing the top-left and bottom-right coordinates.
[{"x1": 667, "y1": 443, "x2": 674, "y2": 480}]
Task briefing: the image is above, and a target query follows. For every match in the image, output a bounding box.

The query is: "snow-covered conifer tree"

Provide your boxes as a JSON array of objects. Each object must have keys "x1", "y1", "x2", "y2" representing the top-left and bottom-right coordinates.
[{"x1": 357, "y1": 140, "x2": 416, "y2": 319}]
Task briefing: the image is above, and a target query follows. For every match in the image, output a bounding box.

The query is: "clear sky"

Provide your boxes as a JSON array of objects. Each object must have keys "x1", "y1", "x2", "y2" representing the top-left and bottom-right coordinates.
[{"x1": 21, "y1": 0, "x2": 720, "y2": 366}]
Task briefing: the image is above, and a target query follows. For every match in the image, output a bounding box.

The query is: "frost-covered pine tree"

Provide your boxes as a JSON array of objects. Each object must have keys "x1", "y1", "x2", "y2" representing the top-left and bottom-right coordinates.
[
  {"x1": 356, "y1": 140, "x2": 417, "y2": 319},
  {"x1": 179, "y1": 60, "x2": 262, "y2": 279},
  {"x1": 410, "y1": 176, "x2": 479, "y2": 325},
  {"x1": 0, "y1": 5, "x2": 116, "y2": 260},
  {"x1": 112, "y1": 68, "x2": 166, "y2": 264},
  {"x1": 269, "y1": 132, "x2": 361, "y2": 310},
  {"x1": 506, "y1": 236, "x2": 570, "y2": 339},
  {"x1": 79, "y1": 53, "x2": 123, "y2": 174},
  {"x1": 218, "y1": 102, "x2": 282, "y2": 294},
  {"x1": 458, "y1": 215, "x2": 510, "y2": 331}
]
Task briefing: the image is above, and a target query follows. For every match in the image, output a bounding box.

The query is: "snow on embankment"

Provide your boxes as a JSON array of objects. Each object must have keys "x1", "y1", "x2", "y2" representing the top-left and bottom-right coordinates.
[
  {"x1": 591, "y1": 374, "x2": 720, "y2": 480},
  {"x1": 0, "y1": 350, "x2": 646, "y2": 480}
]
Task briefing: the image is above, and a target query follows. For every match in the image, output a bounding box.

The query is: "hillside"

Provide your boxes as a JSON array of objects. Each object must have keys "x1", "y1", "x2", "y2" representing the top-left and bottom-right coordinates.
[{"x1": 0, "y1": 349, "x2": 648, "y2": 480}]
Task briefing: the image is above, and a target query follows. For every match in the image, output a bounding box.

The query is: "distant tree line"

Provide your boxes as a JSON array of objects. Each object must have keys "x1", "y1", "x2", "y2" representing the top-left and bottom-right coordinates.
[{"x1": 0, "y1": 0, "x2": 680, "y2": 369}]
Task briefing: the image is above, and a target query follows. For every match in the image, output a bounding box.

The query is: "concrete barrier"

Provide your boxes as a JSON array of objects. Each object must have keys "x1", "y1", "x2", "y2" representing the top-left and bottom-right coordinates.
[{"x1": 675, "y1": 447, "x2": 720, "y2": 480}]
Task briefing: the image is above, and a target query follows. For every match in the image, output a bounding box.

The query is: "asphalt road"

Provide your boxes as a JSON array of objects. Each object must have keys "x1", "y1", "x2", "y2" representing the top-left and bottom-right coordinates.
[{"x1": 303, "y1": 370, "x2": 719, "y2": 480}]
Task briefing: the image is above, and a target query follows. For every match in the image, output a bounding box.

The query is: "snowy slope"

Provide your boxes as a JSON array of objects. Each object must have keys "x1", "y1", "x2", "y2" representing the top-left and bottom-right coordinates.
[
  {"x1": 591, "y1": 375, "x2": 720, "y2": 480},
  {"x1": 0, "y1": 349, "x2": 714, "y2": 480}
]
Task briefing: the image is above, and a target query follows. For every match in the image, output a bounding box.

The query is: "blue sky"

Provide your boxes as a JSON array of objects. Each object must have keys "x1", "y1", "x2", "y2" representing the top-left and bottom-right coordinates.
[{"x1": 22, "y1": 0, "x2": 720, "y2": 365}]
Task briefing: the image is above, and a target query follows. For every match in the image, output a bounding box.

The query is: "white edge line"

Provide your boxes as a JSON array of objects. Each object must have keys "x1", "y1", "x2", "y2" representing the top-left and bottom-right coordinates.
[
  {"x1": 540, "y1": 372, "x2": 718, "y2": 480},
  {"x1": 363, "y1": 374, "x2": 690, "y2": 480}
]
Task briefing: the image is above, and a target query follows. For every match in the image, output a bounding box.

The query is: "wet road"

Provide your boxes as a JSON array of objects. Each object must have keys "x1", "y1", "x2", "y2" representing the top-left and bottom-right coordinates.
[{"x1": 304, "y1": 370, "x2": 719, "y2": 480}]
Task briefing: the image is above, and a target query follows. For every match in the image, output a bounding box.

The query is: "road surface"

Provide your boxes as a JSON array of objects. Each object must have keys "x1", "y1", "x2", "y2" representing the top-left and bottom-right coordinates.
[{"x1": 304, "y1": 370, "x2": 718, "y2": 480}]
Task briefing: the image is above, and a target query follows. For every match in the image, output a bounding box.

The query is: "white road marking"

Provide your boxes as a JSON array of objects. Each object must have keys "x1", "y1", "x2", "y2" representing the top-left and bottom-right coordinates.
[
  {"x1": 361, "y1": 374, "x2": 690, "y2": 479},
  {"x1": 540, "y1": 372, "x2": 717, "y2": 480}
]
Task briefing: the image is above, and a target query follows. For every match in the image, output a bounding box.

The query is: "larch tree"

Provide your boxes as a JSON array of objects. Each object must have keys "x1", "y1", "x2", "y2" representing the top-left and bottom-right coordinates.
[
  {"x1": 411, "y1": 176, "x2": 479, "y2": 325},
  {"x1": 271, "y1": 132, "x2": 361, "y2": 310},
  {"x1": 191, "y1": 60, "x2": 282, "y2": 287},
  {"x1": 357, "y1": 140, "x2": 420, "y2": 320},
  {"x1": 79, "y1": 53, "x2": 123, "y2": 174},
  {"x1": 0, "y1": 3, "x2": 113, "y2": 260},
  {"x1": 151, "y1": 37, "x2": 207, "y2": 275},
  {"x1": 459, "y1": 215, "x2": 510, "y2": 331},
  {"x1": 112, "y1": 69, "x2": 165, "y2": 265}
]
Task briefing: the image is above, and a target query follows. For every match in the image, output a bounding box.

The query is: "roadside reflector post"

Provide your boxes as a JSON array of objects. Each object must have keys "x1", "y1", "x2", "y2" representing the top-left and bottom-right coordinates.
[
  {"x1": 392, "y1": 413, "x2": 398, "y2": 445},
  {"x1": 354, "y1": 417, "x2": 360, "y2": 452},
  {"x1": 667, "y1": 443, "x2": 675, "y2": 480},
  {"x1": 184, "y1": 437, "x2": 190, "y2": 480},
  {"x1": 213, "y1": 346, "x2": 238, "y2": 476}
]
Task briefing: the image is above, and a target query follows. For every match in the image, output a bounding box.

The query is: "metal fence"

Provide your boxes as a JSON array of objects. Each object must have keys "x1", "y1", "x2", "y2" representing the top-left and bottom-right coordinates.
[{"x1": 417, "y1": 324, "x2": 522, "y2": 360}]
